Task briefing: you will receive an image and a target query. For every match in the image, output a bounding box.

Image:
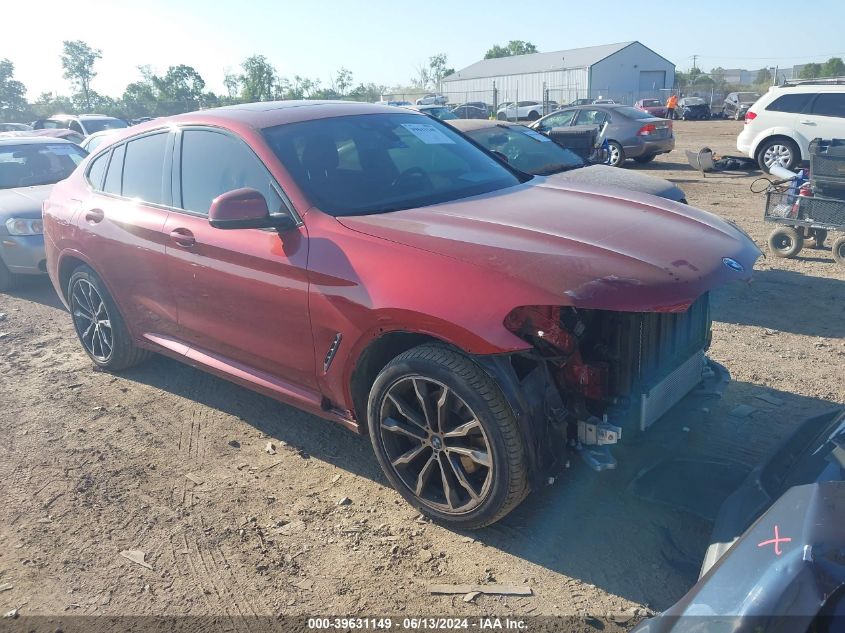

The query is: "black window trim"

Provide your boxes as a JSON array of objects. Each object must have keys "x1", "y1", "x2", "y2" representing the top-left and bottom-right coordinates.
[
  {"x1": 171, "y1": 124, "x2": 302, "y2": 226},
  {"x1": 85, "y1": 128, "x2": 176, "y2": 210},
  {"x1": 808, "y1": 91, "x2": 845, "y2": 118},
  {"x1": 84, "y1": 147, "x2": 110, "y2": 190}
]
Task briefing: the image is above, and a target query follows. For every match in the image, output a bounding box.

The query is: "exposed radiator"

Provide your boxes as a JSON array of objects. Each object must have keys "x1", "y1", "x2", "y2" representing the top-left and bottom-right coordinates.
[{"x1": 639, "y1": 350, "x2": 705, "y2": 431}]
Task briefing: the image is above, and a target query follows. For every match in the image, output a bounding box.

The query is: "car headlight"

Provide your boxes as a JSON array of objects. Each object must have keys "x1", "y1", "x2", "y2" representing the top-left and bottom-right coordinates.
[{"x1": 5, "y1": 218, "x2": 44, "y2": 236}]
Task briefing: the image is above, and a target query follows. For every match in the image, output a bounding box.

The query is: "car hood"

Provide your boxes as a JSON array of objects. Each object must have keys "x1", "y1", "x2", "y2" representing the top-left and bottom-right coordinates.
[
  {"x1": 336, "y1": 180, "x2": 761, "y2": 312},
  {"x1": 0, "y1": 185, "x2": 52, "y2": 219},
  {"x1": 549, "y1": 164, "x2": 685, "y2": 202}
]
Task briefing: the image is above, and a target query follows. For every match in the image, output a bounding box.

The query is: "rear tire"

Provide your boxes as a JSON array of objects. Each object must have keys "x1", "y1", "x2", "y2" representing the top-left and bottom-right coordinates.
[
  {"x1": 833, "y1": 235, "x2": 845, "y2": 266},
  {"x1": 67, "y1": 265, "x2": 151, "y2": 370},
  {"x1": 0, "y1": 259, "x2": 20, "y2": 292},
  {"x1": 633, "y1": 154, "x2": 657, "y2": 164},
  {"x1": 527, "y1": 110, "x2": 540, "y2": 121},
  {"x1": 607, "y1": 141, "x2": 625, "y2": 167},
  {"x1": 367, "y1": 344, "x2": 529, "y2": 529},
  {"x1": 768, "y1": 227, "x2": 804, "y2": 258}
]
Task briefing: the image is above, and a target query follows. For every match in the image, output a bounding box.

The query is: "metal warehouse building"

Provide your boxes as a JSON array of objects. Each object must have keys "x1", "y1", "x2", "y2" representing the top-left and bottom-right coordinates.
[{"x1": 441, "y1": 41, "x2": 675, "y2": 107}]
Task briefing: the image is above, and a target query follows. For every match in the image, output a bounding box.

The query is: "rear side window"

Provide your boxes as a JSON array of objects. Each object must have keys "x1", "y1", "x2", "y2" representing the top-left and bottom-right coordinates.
[
  {"x1": 766, "y1": 93, "x2": 814, "y2": 113},
  {"x1": 810, "y1": 93, "x2": 845, "y2": 118},
  {"x1": 122, "y1": 133, "x2": 169, "y2": 205},
  {"x1": 87, "y1": 151, "x2": 109, "y2": 189},
  {"x1": 179, "y1": 129, "x2": 283, "y2": 215},
  {"x1": 103, "y1": 144, "x2": 125, "y2": 195}
]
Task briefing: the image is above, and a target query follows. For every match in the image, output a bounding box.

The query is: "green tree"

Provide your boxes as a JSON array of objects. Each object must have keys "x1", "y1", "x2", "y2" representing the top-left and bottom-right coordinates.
[
  {"x1": 61, "y1": 40, "x2": 102, "y2": 111},
  {"x1": 240, "y1": 55, "x2": 276, "y2": 102},
  {"x1": 121, "y1": 80, "x2": 157, "y2": 118},
  {"x1": 799, "y1": 63, "x2": 822, "y2": 79},
  {"x1": 821, "y1": 57, "x2": 845, "y2": 77},
  {"x1": 484, "y1": 40, "x2": 538, "y2": 59},
  {"x1": 347, "y1": 82, "x2": 388, "y2": 102},
  {"x1": 0, "y1": 59, "x2": 28, "y2": 122},
  {"x1": 152, "y1": 64, "x2": 206, "y2": 113},
  {"x1": 31, "y1": 91, "x2": 75, "y2": 118},
  {"x1": 756, "y1": 68, "x2": 772, "y2": 86},
  {"x1": 223, "y1": 69, "x2": 241, "y2": 100},
  {"x1": 334, "y1": 67, "x2": 353, "y2": 96},
  {"x1": 710, "y1": 67, "x2": 726, "y2": 87},
  {"x1": 428, "y1": 54, "x2": 454, "y2": 89}
]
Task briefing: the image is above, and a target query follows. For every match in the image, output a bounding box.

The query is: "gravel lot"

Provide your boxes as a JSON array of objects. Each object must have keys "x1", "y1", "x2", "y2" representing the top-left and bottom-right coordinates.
[{"x1": 1, "y1": 120, "x2": 843, "y2": 626}]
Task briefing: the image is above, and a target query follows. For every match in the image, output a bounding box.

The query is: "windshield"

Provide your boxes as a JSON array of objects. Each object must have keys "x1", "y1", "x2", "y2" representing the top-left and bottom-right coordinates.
[
  {"x1": 467, "y1": 125, "x2": 584, "y2": 175},
  {"x1": 616, "y1": 106, "x2": 656, "y2": 120},
  {"x1": 263, "y1": 113, "x2": 524, "y2": 216},
  {"x1": 641, "y1": 100, "x2": 661, "y2": 107},
  {"x1": 83, "y1": 118, "x2": 128, "y2": 134},
  {"x1": 684, "y1": 98, "x2": 706, "y2": 105},
  {"x1": 0, "y1": 143, "x2": 87, "y2": 189}
]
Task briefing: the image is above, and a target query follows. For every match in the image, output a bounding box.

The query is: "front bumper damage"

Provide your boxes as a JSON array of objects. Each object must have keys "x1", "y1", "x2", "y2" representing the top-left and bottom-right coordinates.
[{"x1": 475, "y1": 293, "x2": 728, "y2": 484}]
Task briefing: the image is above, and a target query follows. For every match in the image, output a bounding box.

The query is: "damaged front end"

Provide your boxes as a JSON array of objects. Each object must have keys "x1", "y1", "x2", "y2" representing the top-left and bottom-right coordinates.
[{"x1": 478, "y1": 293, "x2": 721, "y2": 479}]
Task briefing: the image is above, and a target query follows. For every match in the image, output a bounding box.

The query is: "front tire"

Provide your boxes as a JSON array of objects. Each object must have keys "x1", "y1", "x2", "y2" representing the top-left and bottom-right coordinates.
[
  {"x1": 768, "y1": 227, "x2": 804, "y2": 258},
  {"x1": 68, "y1": 265, "x2": 150, "y2": 370},
  {"x1": 367, "y1": 344, "x2": 528, "y2": 529},
  {"x1": 758, "y1": 137, "x2": 800, "y2": 172}
]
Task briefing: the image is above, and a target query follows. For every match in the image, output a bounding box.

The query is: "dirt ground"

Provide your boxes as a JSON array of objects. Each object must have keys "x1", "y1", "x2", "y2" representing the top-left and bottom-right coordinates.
[{"x1": 1, "y1": 120, "x2": 843, "y2": 628}]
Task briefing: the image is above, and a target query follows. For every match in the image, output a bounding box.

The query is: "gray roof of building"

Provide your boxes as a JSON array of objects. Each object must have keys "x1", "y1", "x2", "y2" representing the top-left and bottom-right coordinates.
[{"x1": 444, "y1": 42, "x2": 637, "y2": 82}]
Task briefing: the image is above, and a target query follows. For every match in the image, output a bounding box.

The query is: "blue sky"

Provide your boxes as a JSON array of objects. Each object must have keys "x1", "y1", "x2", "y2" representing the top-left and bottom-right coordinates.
[{"x1": 3, "y1": 0, "x2": 845, "y2": 99}]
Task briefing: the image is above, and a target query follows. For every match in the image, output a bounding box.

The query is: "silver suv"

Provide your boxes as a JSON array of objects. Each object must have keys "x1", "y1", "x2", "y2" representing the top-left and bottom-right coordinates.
[{"x1": 32, "y1": 114, "x2": 128, "y2": 137}]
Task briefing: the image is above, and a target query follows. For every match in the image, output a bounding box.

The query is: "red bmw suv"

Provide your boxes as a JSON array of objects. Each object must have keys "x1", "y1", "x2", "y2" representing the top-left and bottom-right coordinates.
[{"x1": 44, "y1": 101, "x2": 760, "y2": 528}]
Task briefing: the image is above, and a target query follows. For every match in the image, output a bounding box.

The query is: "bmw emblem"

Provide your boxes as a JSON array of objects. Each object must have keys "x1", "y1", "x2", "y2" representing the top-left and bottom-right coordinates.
[{"x1": 722, "y1": 257, "x2": 744, "y2": 272}]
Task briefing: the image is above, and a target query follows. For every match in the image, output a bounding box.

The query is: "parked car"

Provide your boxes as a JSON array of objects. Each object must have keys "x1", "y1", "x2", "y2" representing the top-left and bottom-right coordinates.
[
  {"x1": 568, "y1": 99, "x2": 594, "y2": 106},
  {"x1": 592, "y1": 98, "x2": 616, "y2": 105},
  {"x1": 632, "y1": 407, "x2": 845, "y2": 632},
  {"x1": 0, "y1": 128, "x2": 85, "y2": 145},
  {"x1": 722, "y1": 91, "x2": 760, "y2": 121},
  {"x1": 531, "y1": 104, "x2": 675, "y2": 167},
  {"x1": 407, "y1": 105, "x2": 457, "y2": 120},
  {"x1": 634, "y1": 98, "x2": 667, "y2": 118},
  {"x1": 378, "y1": 101, "x2": 412, "y2": 107},
  {"x1": 447, "y1": 119, "x2": 686, "y2": 202},
  {"x1": 414, "y1": 94, "x2": 446, "y2": 106},
  {"x1": 0, "y1": 137, "x2": 87, "y2": 291},
  {"x1": 44, "y1": 101, "x2": 759, "y2": 528},
  {"x1": 0, "y1": 123, "x2": 33, "y2": 132},
  {"x1": 737, "y1": 79, "x2": 845, "y2": 171},
  {"x1": 676, "y1": 97, "x2": 711, "y2": 120},
  {"x1": 33, "y1": 114, "x2": 128, "y2": 137},
  {"x1": 80, "y1": 129, "x2": 122, "y2": 154},
  {"x1": 450, "y1": 104, "x2": 488, "y2": 119},
  {"x1": 497, "y1": 100, "x2": 545, "y2": 121}
]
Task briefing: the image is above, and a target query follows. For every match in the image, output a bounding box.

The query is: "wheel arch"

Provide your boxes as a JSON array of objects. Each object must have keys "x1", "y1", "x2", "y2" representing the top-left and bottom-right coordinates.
[{"x1": 752, "y1": 130, "x2": 803, "y2": 162}]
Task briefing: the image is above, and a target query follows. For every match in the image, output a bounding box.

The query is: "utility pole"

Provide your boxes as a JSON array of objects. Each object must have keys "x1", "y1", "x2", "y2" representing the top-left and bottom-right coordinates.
[{"x1": 691, "y1": 55, "x2": 699, "y2": 72}]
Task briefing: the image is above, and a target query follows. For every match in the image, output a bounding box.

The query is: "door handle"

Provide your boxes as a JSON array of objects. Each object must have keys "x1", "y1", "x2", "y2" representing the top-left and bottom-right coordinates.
[
  {"x1": 799, "y1": 119, "x2": 816, "y2": 125},
  {"x1": 169, "y1": 228, "x2": 196, "y2": 248},
  {"x1": 84, "y1": 208, "x2": 104, "y2": 224}
]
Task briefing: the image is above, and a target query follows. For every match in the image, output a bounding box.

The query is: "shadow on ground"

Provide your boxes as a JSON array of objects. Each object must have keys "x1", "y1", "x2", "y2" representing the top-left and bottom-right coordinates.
[
  {"x1": 714, "y1": 268, "x2": 845, "y2": 337},
  {"x1": 6, "y1": 275, "x2": 65, "y2": 311}
]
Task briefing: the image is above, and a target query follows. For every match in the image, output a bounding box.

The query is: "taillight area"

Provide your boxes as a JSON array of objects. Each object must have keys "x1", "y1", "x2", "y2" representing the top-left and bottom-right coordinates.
[
  {"x1": 744, "y1": 111, "x2": 757, "y2": 124},
  {"x1": 637, "y1": 123, "x2": 657, "y2": 136}
]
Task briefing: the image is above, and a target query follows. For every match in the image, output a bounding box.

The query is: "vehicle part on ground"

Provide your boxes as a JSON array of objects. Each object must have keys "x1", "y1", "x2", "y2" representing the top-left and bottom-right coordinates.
[
  {"x1": 68, "y1": 265, "x2": 150, "y2": 370},
  {"x1": 368, "y1": 345, "x2": 528, "y2": 528},
  {"x1": 767, "y1": 226, "x2": 804, "y2": 258}
]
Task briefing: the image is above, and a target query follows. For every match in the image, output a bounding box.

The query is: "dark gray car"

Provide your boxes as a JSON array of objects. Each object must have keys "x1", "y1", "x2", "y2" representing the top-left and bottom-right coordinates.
[
  {"x1": 722, "y1": 91, "x2": 761, "y2": 120},
  {"x1": 0, "y1": 137, "x2": 87, "y2": 290},
  {"x1": 530, "y1": 104, "x2": 674, "y2": 167},
  {"x1": 447, "y1": 119, "x2": 685, "y2": 202}
]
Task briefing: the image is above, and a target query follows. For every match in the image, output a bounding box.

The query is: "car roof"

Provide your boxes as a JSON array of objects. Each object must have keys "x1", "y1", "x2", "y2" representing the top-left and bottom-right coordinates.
[
  {"x1": 0, "y1": 135, "x2": 74, "y2": 146},
  {"x1": 126, "y1": 101, "x2": 423, "y2": 135}
]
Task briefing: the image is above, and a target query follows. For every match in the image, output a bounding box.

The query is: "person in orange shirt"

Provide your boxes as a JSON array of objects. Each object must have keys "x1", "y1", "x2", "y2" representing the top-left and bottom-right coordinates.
[{"x1": 666, "y1": 94, "x2": 679, "y2": 120}]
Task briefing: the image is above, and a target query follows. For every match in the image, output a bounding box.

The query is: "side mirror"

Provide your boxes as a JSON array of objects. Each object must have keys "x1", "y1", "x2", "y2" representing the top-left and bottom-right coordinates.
[{"x1": 208, "y1": 188, "x2": 296, "y2": 231}]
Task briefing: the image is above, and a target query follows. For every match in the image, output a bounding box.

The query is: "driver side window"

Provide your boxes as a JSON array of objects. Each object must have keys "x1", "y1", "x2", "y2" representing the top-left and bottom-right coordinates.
[
  {"x1": 574, "y1": 110, "x2": 607, "y2": 126},
  {"x1": 179, "y1": 129, "x2": 284, "y2": 216}
]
